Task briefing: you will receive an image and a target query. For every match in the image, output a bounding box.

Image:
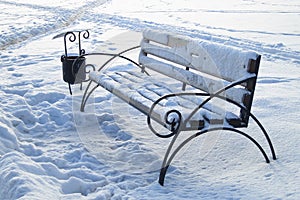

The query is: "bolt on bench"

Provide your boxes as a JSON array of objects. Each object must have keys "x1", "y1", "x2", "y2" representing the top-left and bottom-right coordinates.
[{"x1": 63, "y1": 29, "x2": 276, "y2": 186}]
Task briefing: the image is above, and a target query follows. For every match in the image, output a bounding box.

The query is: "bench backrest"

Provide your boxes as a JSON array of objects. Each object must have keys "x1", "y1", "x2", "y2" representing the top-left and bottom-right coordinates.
[{"x1": 139, "y1": 29, "x2": 261, "y2": 126}]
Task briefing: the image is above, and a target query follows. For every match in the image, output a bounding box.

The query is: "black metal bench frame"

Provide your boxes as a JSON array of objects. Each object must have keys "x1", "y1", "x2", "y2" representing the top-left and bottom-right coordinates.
[{"x1": 75, "y1": 29, "x2": 276, "y2": 186}]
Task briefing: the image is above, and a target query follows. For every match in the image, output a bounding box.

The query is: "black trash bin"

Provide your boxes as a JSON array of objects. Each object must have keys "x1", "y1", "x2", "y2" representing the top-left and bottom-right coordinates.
[{"x1": 61, "y1": 55, "x2": 86, "y2": 85}]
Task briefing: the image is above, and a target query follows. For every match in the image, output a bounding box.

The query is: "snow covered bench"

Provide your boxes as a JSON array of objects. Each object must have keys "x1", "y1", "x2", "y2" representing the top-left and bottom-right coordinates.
[{"x1": 80, "y1": 29, "x2": 276, "y2": 186}]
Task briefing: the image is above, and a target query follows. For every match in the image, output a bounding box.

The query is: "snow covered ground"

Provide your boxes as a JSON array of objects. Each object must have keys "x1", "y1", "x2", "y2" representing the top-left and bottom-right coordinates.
[{"x1": 0, "y1": 0, "x2": 300, "y2": 199}]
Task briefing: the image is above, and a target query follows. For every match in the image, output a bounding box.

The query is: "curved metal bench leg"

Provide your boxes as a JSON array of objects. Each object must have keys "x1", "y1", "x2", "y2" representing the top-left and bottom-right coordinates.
[
  {"x1": 80, "y1": 81, "x2": 99, "y2": 112},
  {"x1": 159, "y1": 129, "x2": 181, "y2": 186},
  {"x1": 250, "y1": 113, "x2": 277, "y2": 160},
  {"x1": 159, "y1": 127, "x2": 270, "y2": 186}
]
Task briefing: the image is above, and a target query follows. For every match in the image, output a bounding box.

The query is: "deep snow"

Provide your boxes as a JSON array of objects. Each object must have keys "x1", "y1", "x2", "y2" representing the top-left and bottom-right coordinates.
[{"x1": 0, "y1": 0, "x2": 300, "y2": 199}]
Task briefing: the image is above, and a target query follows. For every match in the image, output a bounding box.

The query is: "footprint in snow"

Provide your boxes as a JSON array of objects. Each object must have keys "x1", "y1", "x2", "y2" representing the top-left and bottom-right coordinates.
[
  {"x1": 12, "y1": 73, "x2": 23, "y2": 77},
  {"x1": 258, "y1": 77, "x2": 291, "y2": 84}
]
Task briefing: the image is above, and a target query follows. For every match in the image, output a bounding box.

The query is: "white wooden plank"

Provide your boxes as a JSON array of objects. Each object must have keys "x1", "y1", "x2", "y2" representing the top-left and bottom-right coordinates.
[
  {"x1": 139, "y1": 55, "x2": 251, "y2": 104},
  {"x1": 141, "y1": 29, "x2": 259, "y2": 82}
]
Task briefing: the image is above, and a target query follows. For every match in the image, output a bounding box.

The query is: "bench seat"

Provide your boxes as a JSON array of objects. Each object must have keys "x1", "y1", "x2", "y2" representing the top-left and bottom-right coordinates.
[{"x1": 90, "y1": 69, "x2": 242, "y2": 131}]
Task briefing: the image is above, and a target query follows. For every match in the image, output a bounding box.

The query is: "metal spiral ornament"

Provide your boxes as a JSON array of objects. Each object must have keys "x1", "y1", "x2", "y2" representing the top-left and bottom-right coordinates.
[
  {"x1": 66, "y1": 31, "x2": 76, "y2": 42},
  {"x1": 164, "y1": 110, "x2": 182, "y2": 132},
  {"x1": 80, "y1": 49, "x2": 86, "y2": 55},
  {"x1": 84, "y1": 64, "x2": 96, "y2": 81},
  {"x1": 79, "y1": 30, "x2": 89, "y2": 55},
  {"x1": 64, "y1": 32, "x2": 76, "y2": 56},
  {"x1": 81, "y1": 30, "x2": 90, "y2": 39}
]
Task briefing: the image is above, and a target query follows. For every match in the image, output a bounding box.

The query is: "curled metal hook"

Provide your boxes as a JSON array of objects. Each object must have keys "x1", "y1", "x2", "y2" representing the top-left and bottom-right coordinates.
[
  {"x1": 64, "y1": 32, "x2": 76, "y2": 56},
  {"x1": 81, "y1": 30, "x2": 90, "y2": 39},
  {"x1": 84, "y1": 64, "x2": 96, "y2": 74},
  {"x1": 164, "y1": 110, "x2": 182, "y2": 132},
  {"x1": 66, "y1": 31, "x2": 76, "y2": 42},
  {"x1": 79, "y1": 30, "x2": 89, "y2": 55}
]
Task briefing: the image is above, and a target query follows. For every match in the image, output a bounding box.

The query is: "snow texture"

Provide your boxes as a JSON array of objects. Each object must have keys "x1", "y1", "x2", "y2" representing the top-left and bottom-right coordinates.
[{"x1": 0, "y1": 0, "x2": 300, "y2": 199}]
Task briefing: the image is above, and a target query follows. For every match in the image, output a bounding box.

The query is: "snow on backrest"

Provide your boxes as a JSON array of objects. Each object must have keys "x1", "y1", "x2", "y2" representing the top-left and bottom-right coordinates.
[
  {"x1": 140, "y1": 29, "x2": 259, "y2": 83},
  {"x1": 139, "y1": 29, "x2": 261, "y2": 125}
]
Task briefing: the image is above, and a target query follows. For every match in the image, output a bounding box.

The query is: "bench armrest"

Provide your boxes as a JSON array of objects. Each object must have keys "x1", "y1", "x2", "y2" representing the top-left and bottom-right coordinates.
[
  {"x1": 184, "y1": 74, "x2": 256, "y2": 123},
  {"x1": 147, "y1": 92, "x2": 210, "y2": 138},
  {"x1": 147, "y1": 75, "x2": 256, "y2": 138},
  {"x1": 72, "y1": 46, "x2": 146, "y2": 75}
]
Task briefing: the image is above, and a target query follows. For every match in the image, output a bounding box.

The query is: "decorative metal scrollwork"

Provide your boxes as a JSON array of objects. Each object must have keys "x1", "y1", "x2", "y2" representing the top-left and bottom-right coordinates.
[
  {"x1": 66, "y1": 31, "x2": 76, "y2": 42},
  {"x1": 147, "y1": 102, "x2": 183, "y2": 138},
  {"x1": 84, "y1": 63, "x2": 96, "y2": 74},
  {"x1": 79, "y1": 30, "x2": 90, "y2": 55},
  {"x1": 80, "y1": 63, "x2": 96, "y2": 82},
  {"x1": 164, "y1": 110, "x2": 182, "y2": 132},
  {"x1": 64, "y1": 32, "x2": 76, "y2": 56},
  {"x1": 63, "y1": 30, "x2": 90, "y2": 56}
]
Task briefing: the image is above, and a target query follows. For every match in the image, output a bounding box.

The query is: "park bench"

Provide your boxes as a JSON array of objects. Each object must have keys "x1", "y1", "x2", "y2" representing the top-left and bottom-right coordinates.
[{"x1": 74, "y1": 29, "x2": 276, "y2": 186}]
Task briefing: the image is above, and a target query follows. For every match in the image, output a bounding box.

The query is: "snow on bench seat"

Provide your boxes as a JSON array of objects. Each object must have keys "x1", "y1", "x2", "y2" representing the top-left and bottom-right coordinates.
[{"x1": 89, "y1": 69, "x2": 240, "y2": 130}]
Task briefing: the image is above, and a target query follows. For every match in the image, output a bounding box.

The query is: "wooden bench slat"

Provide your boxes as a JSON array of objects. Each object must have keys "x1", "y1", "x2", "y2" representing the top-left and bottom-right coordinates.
[
  {"x1": 90, "y1": 70, "x2": 242, "y2": 130},
  {"x1": 142, "y1": 29, "x2": 259, "y2": 83},
  {"x1": 140, "y1": 42, "x2": 191, "y2": 67},
  {"x1": 139, "y1": 55, "x2": 252, "y2": 105}
]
